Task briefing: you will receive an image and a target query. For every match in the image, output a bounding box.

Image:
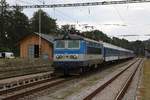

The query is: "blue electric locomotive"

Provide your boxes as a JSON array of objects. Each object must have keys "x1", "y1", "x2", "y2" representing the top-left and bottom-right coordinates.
[
  {"x1": 53, "y1": 34, "x2": 104, "y2": 75},
  {"x1": 53, "y1": 34, "x2": 134, "y2": 75}
]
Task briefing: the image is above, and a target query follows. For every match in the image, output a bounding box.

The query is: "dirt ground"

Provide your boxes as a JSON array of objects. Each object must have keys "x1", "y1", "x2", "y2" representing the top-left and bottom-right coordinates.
[{"x1": 141, "y1": 59, "x2": 150, "y2": 100}]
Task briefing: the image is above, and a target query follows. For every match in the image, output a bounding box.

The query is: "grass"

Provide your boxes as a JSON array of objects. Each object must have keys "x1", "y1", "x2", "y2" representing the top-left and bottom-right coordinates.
[
  {"x1": 0, "y1": 58, "x2": 53, "y2": 79},
  {"x1": 0, "y1": 58, "x2": 52, "y2": 67},
  {"x1": 141, "y1": 59, "x2": 150, "y2": 100}
]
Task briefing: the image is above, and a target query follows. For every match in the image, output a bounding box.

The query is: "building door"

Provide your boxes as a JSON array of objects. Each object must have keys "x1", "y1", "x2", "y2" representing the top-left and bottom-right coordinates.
[
  {"x1": 34, "y1": 45, "x2": 39, "y2": 58},
  {"x1": 28, "y1": 44, "x2": 39, "y2": 58}
]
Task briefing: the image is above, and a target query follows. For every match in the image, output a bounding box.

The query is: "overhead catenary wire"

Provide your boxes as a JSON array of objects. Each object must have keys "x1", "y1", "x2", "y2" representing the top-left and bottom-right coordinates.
[
  {"x1": 36, "y1": 0, "x2": 45, "y2": 4},
  {"x1": 5, "y1": 0, "x2": 150, "y2": 9},
  {"x1": 15, "y1": 0, "x2": 37, "y2": 5},
  {"x1": 13, "y1": 0, "x2": 45, "y2": 5},
  {"x1": 112, "y1": 4, "x2": 127, "y2": 25},
  {"x1": 54, "y1": 8, "x2": 79, "y2": 24}
]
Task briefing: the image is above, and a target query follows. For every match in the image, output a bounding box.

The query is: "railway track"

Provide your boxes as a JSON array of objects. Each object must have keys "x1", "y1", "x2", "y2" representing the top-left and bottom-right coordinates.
[
  {"x1": 0, "y1": 58, "x2": 140, "y2": 100},
  {"x1": 83, "y1": 58, "x2": 143, "y2": 100},
  {"x1": 0, "y1": 71, "x2": 81, "y2": 100},
  {"x1": 0, "y1": 78, "x2": 66, "y2": 100},
  {"x1": 0, "y1": 72, "x2": 66, "y2": 100},
  {"x1": 0, "y1": 70, "x2": 52, "y2": 80}
]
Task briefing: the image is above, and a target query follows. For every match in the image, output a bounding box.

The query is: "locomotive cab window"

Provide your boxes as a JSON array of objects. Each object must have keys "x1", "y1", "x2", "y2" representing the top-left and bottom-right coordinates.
[
  {"x1": 55, "y1": 40, "x2": 65, "y2": 48},
  {"x1": 68, "y1": 40, "x2": 80, "y2": 49}
]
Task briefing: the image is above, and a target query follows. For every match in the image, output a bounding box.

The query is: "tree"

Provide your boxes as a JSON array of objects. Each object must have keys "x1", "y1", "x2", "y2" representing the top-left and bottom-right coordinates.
[
  {"x1": 0, "y1": 0, "x2": 9, "y2": 47},
  {"x1": 60, "y1": 24, "x2": 80, "y2": 36},
  {"x1": 30, "y1": 9, "x2": 57, "y2": 34},
  {"x1": 130, "y1": 40, "x2": 145, "y2": 56},
  {"x1": 0, "y1": 1, "x2": 31, "y2": 56},
  {"x1": 82, "y1": 30, "x2": 112, "y2": 42},
  {"x1": 10, "y1": 7, "x2": 31, "y2": 55},
  {"x1": 11, "y1": 7, "x2": 31, "y2": 41}
]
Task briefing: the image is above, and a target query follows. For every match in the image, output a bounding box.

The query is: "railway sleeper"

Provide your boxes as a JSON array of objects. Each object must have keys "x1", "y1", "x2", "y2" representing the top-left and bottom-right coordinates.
[{"x1": 0, "y1": 73, "x2": 52, "y2": 93}]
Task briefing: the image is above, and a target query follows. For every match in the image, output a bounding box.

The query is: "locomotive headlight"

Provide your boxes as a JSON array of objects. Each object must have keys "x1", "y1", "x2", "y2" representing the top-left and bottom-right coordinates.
[
  {"x1": 73, "y1": 55, "x2": 78, "y2": 59},
  {"x1": 56, "y1": 55, "x2": 63, "y2": 59},
  {"x1": 70, "y1": 55, "x2": 78, "y2": 59}
]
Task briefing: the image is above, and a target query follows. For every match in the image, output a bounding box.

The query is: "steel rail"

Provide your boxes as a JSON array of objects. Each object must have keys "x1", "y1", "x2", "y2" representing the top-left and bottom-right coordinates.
[
  {"x1": 83, "y1": 58, "x2": 140, "y2": 100},
  {"x1": 0, "y1": 77, "x2": 57, "y2": 95},
  {"x1": 114, "y1": 59, "x2": 143, "y2": 100},
  {"x1": 0, "y1": 71, "x2": 52, "y2": 80},
  {"x1": 1, "y1": 78, "x2": 66, "y2": 100}
]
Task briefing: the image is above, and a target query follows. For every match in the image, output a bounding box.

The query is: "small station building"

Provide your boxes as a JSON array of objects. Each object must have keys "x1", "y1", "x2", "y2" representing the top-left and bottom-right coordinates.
[{"x1": 19, "y1": 32, "x2": 54, "y2": 60}]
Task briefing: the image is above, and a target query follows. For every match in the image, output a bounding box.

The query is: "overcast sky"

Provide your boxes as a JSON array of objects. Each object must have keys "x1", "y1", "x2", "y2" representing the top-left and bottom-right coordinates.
[{"x1": 6, "y1": 0, "x2": 150, "y2": 41}]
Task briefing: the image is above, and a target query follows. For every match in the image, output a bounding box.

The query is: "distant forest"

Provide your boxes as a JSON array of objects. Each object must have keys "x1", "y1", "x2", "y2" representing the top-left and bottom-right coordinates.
[{"x1": 0, "y1": 1, "x2": 150, "y2": 56}]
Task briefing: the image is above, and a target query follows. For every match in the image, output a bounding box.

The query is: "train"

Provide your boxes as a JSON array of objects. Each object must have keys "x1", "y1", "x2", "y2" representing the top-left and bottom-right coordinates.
[{"x1": 53, "y1": 34, "x2": 134, "y2": 75}]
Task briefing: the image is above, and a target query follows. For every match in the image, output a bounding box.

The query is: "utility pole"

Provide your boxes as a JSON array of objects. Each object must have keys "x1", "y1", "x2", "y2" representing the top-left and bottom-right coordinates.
[
  {"x1": 38, "y1": 1, "x2": 45, "y2": 58},
  {"x1": 39, "y1": 9, "x2": 41, "y2": 58}
]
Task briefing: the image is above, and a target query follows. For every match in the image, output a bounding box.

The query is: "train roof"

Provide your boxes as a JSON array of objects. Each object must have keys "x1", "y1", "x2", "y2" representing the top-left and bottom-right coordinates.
[
  {"x1": 103, "y1": 42, "x2": 133, "y2": 53},
  {"x1": 55, "y1": 34, "x2": 83, "y2": 40},
  {"x1": 55, "y1": 34, "x2": 133, "y2": 53},
  {"x1": 55, "y1": 34, "x2": 103, "y2": 44}
]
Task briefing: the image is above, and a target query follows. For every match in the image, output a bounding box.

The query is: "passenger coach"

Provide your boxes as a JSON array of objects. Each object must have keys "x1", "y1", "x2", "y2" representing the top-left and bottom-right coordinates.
[{"x1": 103, "y1": 42, "x2": 134, "y2": 61}]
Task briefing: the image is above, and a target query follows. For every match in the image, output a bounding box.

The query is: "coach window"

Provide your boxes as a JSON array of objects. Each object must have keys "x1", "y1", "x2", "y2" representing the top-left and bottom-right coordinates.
[
  {"x1": 68, "y1": 40, "x2": 80, "y2": 49},
  {"x1": 55, "y1": 40, "x2": 65, "y2": 48},
  {"x1": 87, "y1": 47, "x2": 102, "y2": 54}
]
